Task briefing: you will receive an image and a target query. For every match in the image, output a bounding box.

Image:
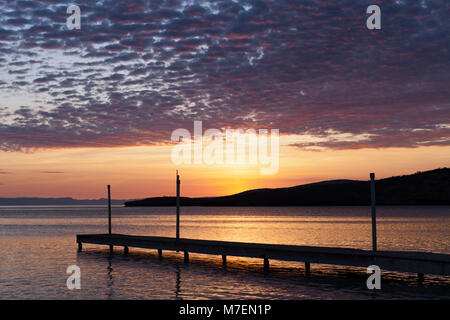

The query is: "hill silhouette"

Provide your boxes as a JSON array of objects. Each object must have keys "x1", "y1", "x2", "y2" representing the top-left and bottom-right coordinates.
[
  {"x1": 0, "y1": 197, "x2": 129, "y2": 206},
  {"x1": 125, "y1": 168, "x2": 450, "y2": 206}
]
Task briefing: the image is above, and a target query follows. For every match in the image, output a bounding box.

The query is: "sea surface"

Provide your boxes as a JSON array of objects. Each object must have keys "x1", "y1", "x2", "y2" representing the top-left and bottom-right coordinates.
[{"x1": 0, "y1": 205, "x2": 449, "y2": 300}]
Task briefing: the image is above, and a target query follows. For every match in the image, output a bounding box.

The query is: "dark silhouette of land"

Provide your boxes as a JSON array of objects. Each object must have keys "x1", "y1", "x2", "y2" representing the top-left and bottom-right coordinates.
[
  {"x1": 0, "y1": 197, "x2": 129, "y2": 206},
  {"x1": 125, "y1": 168, "x2": 450, "y2": 206}
]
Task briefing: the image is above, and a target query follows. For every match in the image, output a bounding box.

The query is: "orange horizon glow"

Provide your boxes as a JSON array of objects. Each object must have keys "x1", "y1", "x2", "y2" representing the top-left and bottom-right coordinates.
[{"x1": 1, "y1": 142, "x2": 449, "y2": 199}]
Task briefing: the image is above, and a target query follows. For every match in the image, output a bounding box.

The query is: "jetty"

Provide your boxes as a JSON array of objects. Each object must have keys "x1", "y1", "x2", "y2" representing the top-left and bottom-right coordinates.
[
  {"x1": 76, "y1": 173, "x2": 450, "y2": 280},
  {"x1": 77, "y1": 233, "x2": 450, "y2": 278}
]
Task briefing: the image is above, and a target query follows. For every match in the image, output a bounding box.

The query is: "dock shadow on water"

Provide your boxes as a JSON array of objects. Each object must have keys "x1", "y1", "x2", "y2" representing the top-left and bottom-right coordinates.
[{"x1": 76, "y1": 248, "x2": 450, "y2": 300}]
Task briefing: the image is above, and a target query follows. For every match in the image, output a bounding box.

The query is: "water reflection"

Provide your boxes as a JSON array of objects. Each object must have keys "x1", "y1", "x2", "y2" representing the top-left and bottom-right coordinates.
[
  {"x1": 174, "y1": 263, "x2": 181, "y2": 300},
  {"x1": 106, "y1": 257, "x2": 114, "y2": 299}
]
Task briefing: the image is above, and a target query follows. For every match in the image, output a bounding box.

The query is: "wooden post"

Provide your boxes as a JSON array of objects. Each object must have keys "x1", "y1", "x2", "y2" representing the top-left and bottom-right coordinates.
[
  {"x1": 109, "y1": 245, "x2": 113, "y2": 254},
  {"x1": 370, "y1": 173, "x2": 377, "y2": 252},
  {"x1": 176, "y1": 172, "x2": 180, "y2": 241},
  {"x1": 184, "y1": 251, "x2": 189, "y2": 263},
  {"x1": 158, "y1": 249, "x2": 163, "y2": 259},
  {"x1": 107, "y1": 185, "x2": 112, "y2": 235},
  {"x1": 222, "y1": 255, "x2": 227, "y2": 267},
  {"x1": 305, "y1": 262, "x2": 311, "y2": 275},
  {"x1": 264, "y1": 257, "x2": 269, "y2": 273},
  {"x1": 124, "y1": 246, "x2": 128, "y2": 255}
]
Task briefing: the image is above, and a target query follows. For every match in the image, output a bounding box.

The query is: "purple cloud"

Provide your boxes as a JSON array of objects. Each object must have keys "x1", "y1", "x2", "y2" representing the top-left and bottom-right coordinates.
[{"x1": 0, "y1": 0, "x2": 448, "y2": 151}]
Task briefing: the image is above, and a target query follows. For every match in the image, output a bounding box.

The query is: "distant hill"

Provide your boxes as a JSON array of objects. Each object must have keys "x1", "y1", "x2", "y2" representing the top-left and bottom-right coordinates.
[
  {"x1": 0, "y1": 197, "x2": 128, "y2": 206},
  {"x1": 125, "y1": 168, "x2": 450, "y2": 206}
]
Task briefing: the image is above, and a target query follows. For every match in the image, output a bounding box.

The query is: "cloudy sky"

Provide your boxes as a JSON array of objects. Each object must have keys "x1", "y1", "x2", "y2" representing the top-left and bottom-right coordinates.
[{"x1": 0, "y1": 0, "x2": 449, "y2": 198}]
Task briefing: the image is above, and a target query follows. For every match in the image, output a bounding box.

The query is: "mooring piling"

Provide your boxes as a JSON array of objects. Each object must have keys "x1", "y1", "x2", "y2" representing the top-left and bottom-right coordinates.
[
  {"x1": 264, "y1": 257, "x2": 270, "y2": 273},
  {"x1": 370, "y1": 173, "x2": 377, "y2": 252},
  {"x1": 176, "y1": 171, "x2": 180, "y2": 241},
  {"x1": 418, "y1": 273, "x2": 425, "y2": 282},
  {"x1": 107, "y1": 184, "x2": 112, "y2": 235},
  {"x1": 305, "y1": 262, "x2": 311, "y2": 275}
]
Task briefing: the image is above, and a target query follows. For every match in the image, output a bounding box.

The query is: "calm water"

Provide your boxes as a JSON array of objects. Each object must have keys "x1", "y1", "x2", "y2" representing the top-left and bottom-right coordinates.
[{"x1": 0, "y1": 206, "x2": 449, "y2": 299}]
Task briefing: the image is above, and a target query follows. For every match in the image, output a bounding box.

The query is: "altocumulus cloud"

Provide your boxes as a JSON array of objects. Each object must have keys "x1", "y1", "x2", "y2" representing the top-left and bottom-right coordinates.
[{"x1": 0, "y1": 0, "x2": 448, "y2": 151}]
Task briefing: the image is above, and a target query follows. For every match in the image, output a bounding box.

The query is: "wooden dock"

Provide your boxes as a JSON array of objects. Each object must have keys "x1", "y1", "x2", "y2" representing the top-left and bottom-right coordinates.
[{"x1": 76, "y1": 233, "x2": 450, "y2": 278}]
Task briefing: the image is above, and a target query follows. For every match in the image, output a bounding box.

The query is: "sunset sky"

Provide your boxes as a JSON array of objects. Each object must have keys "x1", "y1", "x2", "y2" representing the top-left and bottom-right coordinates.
[{"x1": 0, "y1": 0, "x2": 449, "y2": 199}]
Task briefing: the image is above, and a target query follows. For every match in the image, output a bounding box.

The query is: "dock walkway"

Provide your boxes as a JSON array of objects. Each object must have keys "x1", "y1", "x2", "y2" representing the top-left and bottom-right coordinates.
[{"x1": 76, "y1": 233, "x2": 450, "y2": 277}]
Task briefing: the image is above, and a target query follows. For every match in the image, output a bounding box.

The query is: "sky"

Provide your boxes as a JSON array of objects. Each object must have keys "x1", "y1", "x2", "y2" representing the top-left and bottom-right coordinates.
[{"x1": 0, "y1": 0, "x2": 449, "y2": 199}]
